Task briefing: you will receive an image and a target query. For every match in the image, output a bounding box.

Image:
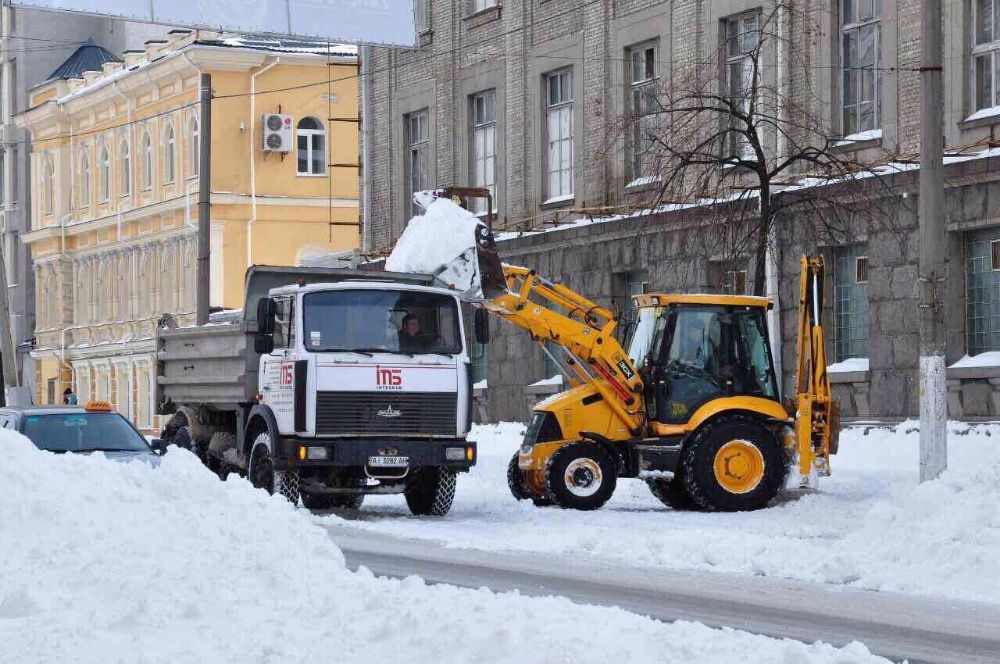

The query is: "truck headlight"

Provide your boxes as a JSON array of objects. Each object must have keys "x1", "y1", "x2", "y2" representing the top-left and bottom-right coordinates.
[
  {"x1": 445, "y1": 447, "x2": 466, "y2": 461},
  {"x1": 304, "y1": 446, "x2": 329, "y2": 460}
]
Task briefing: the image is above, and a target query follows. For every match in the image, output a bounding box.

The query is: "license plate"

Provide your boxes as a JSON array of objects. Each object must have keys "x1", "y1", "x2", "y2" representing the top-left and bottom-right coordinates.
[{"x1": 368, "y1": 455, "x2": 409, "y2": 468}]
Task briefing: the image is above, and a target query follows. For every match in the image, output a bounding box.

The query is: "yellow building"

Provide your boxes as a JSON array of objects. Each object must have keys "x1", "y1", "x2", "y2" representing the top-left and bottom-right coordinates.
[{"x1": 17, "y1": 31, "x2": 359, "y2": 430}]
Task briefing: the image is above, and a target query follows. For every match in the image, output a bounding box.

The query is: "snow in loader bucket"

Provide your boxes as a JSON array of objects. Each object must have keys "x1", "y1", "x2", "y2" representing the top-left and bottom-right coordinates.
[{"x1": 385, "y1": 191, "x2": 505, "y2": 301}]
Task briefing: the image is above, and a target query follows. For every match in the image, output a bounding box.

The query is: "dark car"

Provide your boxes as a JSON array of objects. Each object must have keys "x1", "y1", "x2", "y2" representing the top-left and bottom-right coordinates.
[{"x1": 0, "y1": 402, "x2": 159, "y2": 464}]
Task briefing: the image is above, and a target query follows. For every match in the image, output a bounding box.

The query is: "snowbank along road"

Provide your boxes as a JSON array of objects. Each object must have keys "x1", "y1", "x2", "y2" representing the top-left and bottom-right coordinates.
[
  {"x1": 2, "y1": 427, "x2": 889, "y2": 664},
  {"x1": 321, "y1": 421, "x2": 1000, "y2": 606}
]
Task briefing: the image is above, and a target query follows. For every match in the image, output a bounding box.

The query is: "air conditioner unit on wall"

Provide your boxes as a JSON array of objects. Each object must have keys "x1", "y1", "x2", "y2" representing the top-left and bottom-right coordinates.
[{"x1": 261, "y1": 113, "x2": 292, "y2": 153}]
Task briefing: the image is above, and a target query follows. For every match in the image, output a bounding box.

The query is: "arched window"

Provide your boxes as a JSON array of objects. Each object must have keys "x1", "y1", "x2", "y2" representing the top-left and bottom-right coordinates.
[
  {"x1": 78, "y1": 147, "x2": 90, "y2": 209},
  {"x1": 41, "y1": 153, "x2": 54, "y2": 215},
  {"x1": 121, "y1": 135, "x2": 131, "y2": 196},
  {"x1": 188, "y1": 115, "x2": 200, "y2": 178},
  {"x1": 98, "y1": 143, "x2": 110, "y2": 202},
  {"x1": 162, "y1": 122, "x2": 175, "y2": 184},
  {"x1": 141, "y1": 130, "x2": 152, "y2": 190},
  {"x1": 296, "y1": 116, "x2": 326, "y2": 175}
]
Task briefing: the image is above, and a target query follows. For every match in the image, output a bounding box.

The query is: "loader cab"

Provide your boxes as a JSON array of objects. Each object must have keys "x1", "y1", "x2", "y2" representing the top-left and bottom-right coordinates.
[{"x1": 628, "y1": 294, "x2": 779, "y2": 425}]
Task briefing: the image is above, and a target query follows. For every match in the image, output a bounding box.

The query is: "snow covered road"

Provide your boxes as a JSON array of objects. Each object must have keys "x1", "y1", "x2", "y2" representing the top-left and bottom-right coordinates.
[
  {"x1": 327, "y1": 525, "x2": 1000, "y2": 664},
  {"x1": 321, "y1": 421, "x2": 1000, "y2": 605}
]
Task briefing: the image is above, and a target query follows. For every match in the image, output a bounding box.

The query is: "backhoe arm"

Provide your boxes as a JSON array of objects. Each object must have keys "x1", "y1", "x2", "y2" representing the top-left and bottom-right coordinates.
[
  {"x1": 793, "y1": 256, "x2": 839, "y2": 484},
  {"x1": 484, "y1": 265, "x2": 646, "y2": 435}
]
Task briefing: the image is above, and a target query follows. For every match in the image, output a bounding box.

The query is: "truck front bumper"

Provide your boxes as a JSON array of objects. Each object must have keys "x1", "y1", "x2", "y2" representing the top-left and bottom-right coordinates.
[{"x1": 276, "y1": 438, "x2": 476, "y2": 473}]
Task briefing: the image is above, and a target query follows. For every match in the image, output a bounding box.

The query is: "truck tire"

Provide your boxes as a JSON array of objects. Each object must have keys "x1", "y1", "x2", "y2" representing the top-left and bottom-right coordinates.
[
  {"x1": 208, "y1": 431, "x2": 237, "y2": 479},
  {"x1": 646, "y1": 477, "x2": 695, "y2": 510},
  {"x1": 159, "y1": 411, "x2": 188, "y2": 443},
  {"x1": 543, "y1": 441, "x2": 617, "y2": 511},
  {"x1": 680, "y1": 414, "x2": 787, "y2": 512},
  {"x1": 301, "y1": 476, "x2": 366, "y2": 511},
  {"x1": 248, "y1": 433, "x2": 300, "y2": 506},
  {"x1": 404, "y1": 468, "x2": 456, "y2": 516}
]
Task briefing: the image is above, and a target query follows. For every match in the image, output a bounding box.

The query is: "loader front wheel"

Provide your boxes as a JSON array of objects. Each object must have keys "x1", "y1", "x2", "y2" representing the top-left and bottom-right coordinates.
[
  {"x1": 507, "y1": 453, "x2": 533, "y2": 501},
  {"x1": 544, "y1": 441, "x2": 617, "y2": 511},
  {"x1": 680, "y1": 414, "x2": 785, "y2": 512}
]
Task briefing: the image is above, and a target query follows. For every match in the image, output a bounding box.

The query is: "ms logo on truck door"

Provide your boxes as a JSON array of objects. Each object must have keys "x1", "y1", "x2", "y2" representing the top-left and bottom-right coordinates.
[
  {"x1": 280, "y1": 363, "x2": 294, "y2": 385},
  {"x1": 375, "y1": 365, "x2": 403, "y2": 390}
]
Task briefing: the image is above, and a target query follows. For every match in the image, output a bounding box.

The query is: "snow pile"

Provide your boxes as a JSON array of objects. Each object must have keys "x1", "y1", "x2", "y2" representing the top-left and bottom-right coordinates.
[
  {"x1": 386, "y1": 194, "x2": 485, "y2": 300},
  {"x1": 0, "y1": 429, "x2": 885, "y2": 664},
  {"x1": 827, "y1": 357, "x2": 869, "y2": 373},
  {"x1": 949, "y1": 351, "x2": 1000, "y2": 369},
  {"x1": 353, "y1": 421, "x2": 1000, "y2": 604}
]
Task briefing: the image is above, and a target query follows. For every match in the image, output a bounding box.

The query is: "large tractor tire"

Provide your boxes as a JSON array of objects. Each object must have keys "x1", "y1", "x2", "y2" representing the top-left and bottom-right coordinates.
[
  {"x1": 248, "y1": 432, "x2": 300, "y2": 506},
  {"x1": 543, "y1": 441, "x2": 617, "y2": 511},
  {"x1": 646, "y1": 477, "x2": 695, "y2": 510},
  {"x1": 680, "y1": 414, "x2": 787, "y2": 512},
  {"x1": 301, "y1": 476, "x2": 366, "y2": 511},
  {"x1": 404, "y1": 468, "x2": 457, "y2": 516},
  {"x1": 508, "y1": 453, "x2": 554, "y2": 507}
]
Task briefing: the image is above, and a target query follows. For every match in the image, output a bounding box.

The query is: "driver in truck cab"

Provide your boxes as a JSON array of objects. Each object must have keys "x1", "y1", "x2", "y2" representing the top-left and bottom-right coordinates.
[{"x1": 399, "y1": 313, "x2": 435, "y2": 352}]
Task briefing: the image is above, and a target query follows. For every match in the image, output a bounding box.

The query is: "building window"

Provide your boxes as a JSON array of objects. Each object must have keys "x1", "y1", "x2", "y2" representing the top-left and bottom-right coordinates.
[
  {"x1": 966, "y1": 230, "x2": 1000, "y2": 354},
  {"x1": 544, "y1": 69, "x2": 573, "y2": 201},
  {"x1": 472, "y1": 0, "x2": 497, "y2": 12},
  {"x1": 725, "y1": 11, "x2": 761, "y2": 160},
  {"x1": 723, "y1": 269, "x2": 748, "y2": 295},
  {"x1": 141, "y1": 130, "x2": 152, "y2": 190},
  {"x1": 296, "y1": 116, "x2": 326, "y2": 176},
  {"x1": 162, "y1": 122, "x2": 176, "y2": 184},
  {"x1": 42, "y1": 153, "x2": 54, "y2": 215},
  {"x1": 616, "y1": 270, "x2": 649, "y2": 333},
  {"x1": 405, "y1": 109, "x2": 430, "y2": 217},
  {"x1": 98, "y1": 143, "x2": 110, "y2": 202},
  {"x1": 834, "y1": 244, "x2": 869, "y2": 361},
  {"x1": 416, "y1": 0, "x2": 430, "y2": 32},
  {"x1": 626, "y1": 42, "x2": 657, "y2": 183},
  {"x1": 842, "y1": 0, "x2": 880, "y2": 135},
  {"x1": 188, "y1": 115, "x2": 200, "y2": 178},
  {"x1": 471, "y1": 90, "x2": 496, "y2": 214},
  {"x1": 78, "y1": 148, "x2": 90, "y2": 209},
  {"x1": 120, "y1": 136, "x2": 131, "y2": 196},
  {"x1": 974, "y1": 0, "x2": 1000, "y2": 111}
]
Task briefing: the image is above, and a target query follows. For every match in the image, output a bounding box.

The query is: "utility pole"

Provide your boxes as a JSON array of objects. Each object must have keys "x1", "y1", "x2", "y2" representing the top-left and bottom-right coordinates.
[
  {"x1": 918, "y1": 0, "x2": 947, "y2": 481},
  {"x1": 196, "y1": 73, "x2": 212, "y2": 325},
  {"x1": 0, "y1": 232, "x2": 19, "y2": 407}
]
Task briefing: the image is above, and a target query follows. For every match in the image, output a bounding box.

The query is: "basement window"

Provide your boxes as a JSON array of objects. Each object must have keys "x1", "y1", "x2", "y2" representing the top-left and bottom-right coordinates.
[
  {"x1": 834, "y1": 244, "x2": 869, "y2": 362},
  {"x1": 854, "y1": 255, "x2": 869, "y2": 283}
]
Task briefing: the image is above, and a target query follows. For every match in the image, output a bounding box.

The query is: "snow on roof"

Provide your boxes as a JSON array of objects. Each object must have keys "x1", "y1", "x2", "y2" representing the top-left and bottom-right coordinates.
[{"x1": 204, "y1": 34, "x2": 357, "y2": 57}]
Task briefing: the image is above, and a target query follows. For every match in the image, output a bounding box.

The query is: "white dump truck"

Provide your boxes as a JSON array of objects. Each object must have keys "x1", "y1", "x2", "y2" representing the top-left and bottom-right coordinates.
[{"x1": 155, "y1": 266, "x2": 486, "y2": 515}]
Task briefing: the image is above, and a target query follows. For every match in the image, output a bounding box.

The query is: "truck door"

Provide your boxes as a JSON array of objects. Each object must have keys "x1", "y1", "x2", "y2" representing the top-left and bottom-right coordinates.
[{"x1": 259, "y1": 295, "x2": 297, "y2": 434}]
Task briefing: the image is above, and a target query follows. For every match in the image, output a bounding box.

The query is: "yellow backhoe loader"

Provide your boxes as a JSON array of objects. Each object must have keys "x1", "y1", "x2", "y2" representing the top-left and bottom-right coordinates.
[{"x1": 416, "y1": 188, "x2": 839, "y2": 512}]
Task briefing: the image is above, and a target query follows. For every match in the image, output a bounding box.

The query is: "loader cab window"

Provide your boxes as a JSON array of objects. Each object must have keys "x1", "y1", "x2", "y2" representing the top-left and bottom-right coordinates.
[
  {"x1": 627, "y1": 306, "x2": 663, "y2": 365},
  {"x1": 732, "y1": 308, "x2": 778, "y2": 399},
  {"x1": 651, "y1": 306, "x2": 729, "y2": 424}
]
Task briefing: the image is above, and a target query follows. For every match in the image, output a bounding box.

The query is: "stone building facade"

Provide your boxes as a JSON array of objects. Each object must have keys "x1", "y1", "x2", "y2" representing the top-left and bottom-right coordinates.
[
  {"x1": 364, "y1": 0, "x2": 1000, "y2": 422},
  {"x1": 18, "y1": 32, "x2": 359, "y2": 430}
]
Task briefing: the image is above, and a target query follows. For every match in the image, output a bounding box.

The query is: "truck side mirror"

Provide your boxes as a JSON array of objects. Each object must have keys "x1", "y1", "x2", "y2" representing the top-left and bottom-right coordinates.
[
  {"x1": 256, "y1": 297, "x2": 276, "y2": 336},
  {"x1": 474, "y1": 308, "x2": 490, "y2": 345},
  {"x1": 254, "y1": 335, "x2": 274, "y2": 354}
]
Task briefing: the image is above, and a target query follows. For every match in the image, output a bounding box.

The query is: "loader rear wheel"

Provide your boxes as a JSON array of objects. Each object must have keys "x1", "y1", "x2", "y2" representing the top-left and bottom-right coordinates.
[
  {"x1": 681, "y1": 414, "x2": 785, "y2": 512},
  {"x1": 646, "y1": 477, "x2": 695, "y2": 510},
  {"x1": 544, "y1": 441, "x2": 617, "y2": 511}
]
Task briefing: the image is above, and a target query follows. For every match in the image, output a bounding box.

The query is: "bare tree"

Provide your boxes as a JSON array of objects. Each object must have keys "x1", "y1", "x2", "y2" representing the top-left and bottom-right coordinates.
[{"x1": 613, "y1": 2, "x2": 901, "y2": 295}]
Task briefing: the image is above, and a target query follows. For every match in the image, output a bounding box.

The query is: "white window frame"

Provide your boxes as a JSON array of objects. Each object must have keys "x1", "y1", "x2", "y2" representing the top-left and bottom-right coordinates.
[
  {"x1": 405, "y1": 109, "x2": 430, "y2": 217},
  {"x1": 544, "y1": 68, "x2": 574, "y2": 201},
  {"x1": 162, "y1": 121, "x2": 176, "y2": 184},
  {"x1": 725, "y1": 11, "x2": 761, "y2": 160},
  {"x1": 626, "y1": 41, "x2": 658, "y2": 183},
  {"x1": 472, "y1": 0, "x2": 497, "y2": 12},
  {"x1": 471, "y1": 90, "x2": 497, "y2": 214},
  {"x1": 841, "y1": 0, "x2": 881, "y2": 135},
  {"x1": 973, "y1": 0, "x2": 1000, "y2": 112},
  {"x1": 296, "y1": 116, "x2": 327, "y2": 176},
  {"x1": 188, "y1": 115, "x2": 200, "y2": 179}
]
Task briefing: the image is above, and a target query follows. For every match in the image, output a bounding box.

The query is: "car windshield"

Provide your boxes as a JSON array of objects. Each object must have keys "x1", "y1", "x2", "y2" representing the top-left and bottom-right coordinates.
[
  {"x1": 303, "y1": 289, "x2": 462, "y2": 355},
  {"x1": 21, "y1": 413, "x2": 151, "y2": 454}
]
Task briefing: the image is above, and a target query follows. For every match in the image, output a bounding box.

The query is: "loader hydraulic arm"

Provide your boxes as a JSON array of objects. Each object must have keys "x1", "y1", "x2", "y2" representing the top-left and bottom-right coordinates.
[
  {"x1": 483, "y1": 265, "x2": 646, "y2": 435},
  {"x1": 793, "y1": 256, "x2": 839, "y2": 483}
]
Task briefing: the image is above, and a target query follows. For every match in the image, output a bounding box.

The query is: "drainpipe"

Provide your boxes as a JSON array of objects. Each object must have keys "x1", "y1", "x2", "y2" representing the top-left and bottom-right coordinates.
[
  {"x1": 248, "y1": 56, "x2": 280, "y2": 268},
  {"x1": 360, "y1": 46, "x2": 372, "y2": 253}
]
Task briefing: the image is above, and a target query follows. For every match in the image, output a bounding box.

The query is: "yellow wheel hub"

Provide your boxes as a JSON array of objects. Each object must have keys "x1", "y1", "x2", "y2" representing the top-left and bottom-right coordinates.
[{"x1": 713, "y1": 440, "x2": 765, "y2": 494}]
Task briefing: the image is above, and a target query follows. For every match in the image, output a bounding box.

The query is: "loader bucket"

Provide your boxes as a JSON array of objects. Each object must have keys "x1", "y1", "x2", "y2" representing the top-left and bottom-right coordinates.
[{"x1": 385, "y1": 189, "x2": 508, "y2": 302}]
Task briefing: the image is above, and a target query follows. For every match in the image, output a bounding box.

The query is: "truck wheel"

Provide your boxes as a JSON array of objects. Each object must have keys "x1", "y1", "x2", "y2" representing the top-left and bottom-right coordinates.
[
  {"x1": 646, "y1": 477, "x2": 695, "y2": 510},
  {"x1": 159, "y1": 411, "x2": 188, "y2": 443},
  {"x1": 249, "y1": 433, "x2": 300, "y2": 506},
  {"x1": 543, "y1": 441, "x2": 617, "y2": 511},
  {"x1": 404, "y1": 468, "x2": 456, "y2": 516},
  {"x1": 680, "y1": 414, "x2": 787, "y2": 512},
  {"x1": 208, "y1": 432, "x2": 237, "y2": 480}
]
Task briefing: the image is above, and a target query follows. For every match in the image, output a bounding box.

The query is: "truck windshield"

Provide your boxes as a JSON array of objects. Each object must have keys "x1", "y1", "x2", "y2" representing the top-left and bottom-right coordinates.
[
  {"x1": 22, "y1": 413, "x2": 151, "y2": 453},
  {"x1": 303, "y1": 289, "x2": 462, "y2": 355}
]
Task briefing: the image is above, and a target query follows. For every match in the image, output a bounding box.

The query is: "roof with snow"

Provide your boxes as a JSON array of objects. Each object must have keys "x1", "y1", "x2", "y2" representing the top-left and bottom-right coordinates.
[
  {"x1": 196, "y1": 34, "x2": 357, "y2": 57},
  {"x1": 46, "y1": 40, "x2": 121, "y2": 82}
]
